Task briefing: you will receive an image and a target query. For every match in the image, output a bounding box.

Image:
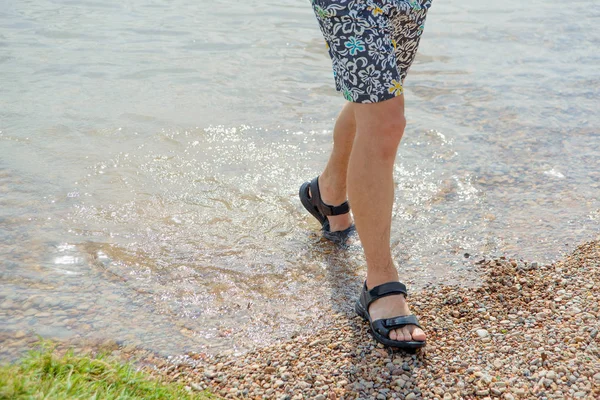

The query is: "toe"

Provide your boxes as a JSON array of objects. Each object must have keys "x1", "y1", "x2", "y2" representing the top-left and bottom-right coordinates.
[
  {"x1": 402, "y1": 326, "x2": 412, "y2": 342},
  {"x1": 408, "y1": 325, "x2": 426, "y2": 342},
  {"x1": 389, "y1": 328, "x2": 398, "y2": 341},
  {"x1": 395, "y1": 328, "x2": 407, "y2": 342}
]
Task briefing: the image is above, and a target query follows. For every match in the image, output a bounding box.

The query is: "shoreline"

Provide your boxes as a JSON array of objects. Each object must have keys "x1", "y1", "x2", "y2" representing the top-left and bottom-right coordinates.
[
  {"x1": 153, "y1": 241, "x2": 600, "y2": 399},
  {"x1": 2, "y1": 241, "x2": 599, "y2": 399}
]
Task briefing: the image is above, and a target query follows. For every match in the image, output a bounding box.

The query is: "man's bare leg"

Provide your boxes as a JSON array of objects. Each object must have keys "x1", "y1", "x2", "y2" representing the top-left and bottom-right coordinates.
[
  {"x1": 314, "y1": 102, "x2": 355, "y2": 232},
  {"x1": 348, "y1": 95, "x2": 426, "y2": 342}
]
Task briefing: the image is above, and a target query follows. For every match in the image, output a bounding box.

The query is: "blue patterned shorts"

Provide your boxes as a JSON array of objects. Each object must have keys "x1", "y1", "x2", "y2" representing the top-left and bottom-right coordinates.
[{"x1": 311, "y1": 0, "x2": 432, "y2": 103}]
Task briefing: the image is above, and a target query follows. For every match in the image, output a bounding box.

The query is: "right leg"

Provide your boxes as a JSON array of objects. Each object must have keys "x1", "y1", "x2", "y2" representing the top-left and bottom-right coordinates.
[{"x1": 348, "y1": 95, "x2": 426, "y2": 343}]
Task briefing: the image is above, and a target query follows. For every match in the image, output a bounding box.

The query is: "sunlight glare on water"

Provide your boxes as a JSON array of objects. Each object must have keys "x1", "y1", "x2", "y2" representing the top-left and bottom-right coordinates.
[{"x1": 0, "y1": 0, "x2": 598, "y2": 358}]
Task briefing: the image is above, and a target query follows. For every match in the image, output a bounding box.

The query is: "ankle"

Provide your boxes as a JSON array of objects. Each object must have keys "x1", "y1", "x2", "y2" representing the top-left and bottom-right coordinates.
[
  {"x1": 366, "y1": 263, "x2": 399, "y2": 289},
  {"x1": 318, "y1": 173, "x2": 347, "y2": 206}
]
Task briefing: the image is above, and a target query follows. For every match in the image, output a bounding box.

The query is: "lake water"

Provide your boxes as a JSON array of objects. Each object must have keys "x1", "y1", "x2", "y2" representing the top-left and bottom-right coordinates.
[{"x1": 1, "y1": 0, "x2": 599, "y2": 358}]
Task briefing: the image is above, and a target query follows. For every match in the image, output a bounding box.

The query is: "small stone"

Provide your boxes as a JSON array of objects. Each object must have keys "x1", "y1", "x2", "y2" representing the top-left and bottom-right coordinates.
[
  {"x1": 204, "y1": 371, "x2": 216, "y2": 379},
  {"x1": 314, "y1": 395, "x2": 326, "y2": 400},
  {"x1": 298, "y1": 381, "x2": 311, "y2": 389},
  {"x1": 476, "y1": 329, "x2": 489, "y2": 338},
  {"x1": 593, "y1": 373, "x2": 600, "y2": 382},
  {"x1": 405, "y1": 394, "x2": 416, "y2": 400}
]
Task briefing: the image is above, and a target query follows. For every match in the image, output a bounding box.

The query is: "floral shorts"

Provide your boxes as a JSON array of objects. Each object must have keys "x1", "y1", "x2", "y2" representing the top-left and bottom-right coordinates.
[{"x1": 311, "y1": 0, "x2": 432, "y2": 103}]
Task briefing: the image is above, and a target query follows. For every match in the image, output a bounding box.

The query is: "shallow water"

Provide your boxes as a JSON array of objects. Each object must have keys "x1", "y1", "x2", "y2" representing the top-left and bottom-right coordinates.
[{"x1": 1, "y1": 0, "x2": 599, "y2": 358}]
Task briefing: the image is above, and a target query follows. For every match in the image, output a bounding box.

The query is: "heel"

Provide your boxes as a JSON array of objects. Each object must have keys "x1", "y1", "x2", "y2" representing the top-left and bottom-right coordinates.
[{"x1": 355, "y1": 300, "x2": 368, "y2": 321}]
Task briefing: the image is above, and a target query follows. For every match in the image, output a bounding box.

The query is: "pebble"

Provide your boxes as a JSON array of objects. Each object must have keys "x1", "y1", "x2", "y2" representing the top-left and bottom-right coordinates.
[
  {"x1": 476, "y1": 329, "x2": 489, "y2": 338},
  {"x1": 141, "y1": 242, "x2": 600, "y2": 400},
  {"x1": 203, "y1": 371, "x2": 216, "y2": 379}
]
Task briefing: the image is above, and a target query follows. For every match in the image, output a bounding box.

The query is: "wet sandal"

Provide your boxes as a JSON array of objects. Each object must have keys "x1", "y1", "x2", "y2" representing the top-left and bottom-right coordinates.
[
  {"x1": 355, "y1": 281, "x2": 426, "y2": 350},
  {"x1": 299, "y1": 176, "x2": 355, "y2": 244}
]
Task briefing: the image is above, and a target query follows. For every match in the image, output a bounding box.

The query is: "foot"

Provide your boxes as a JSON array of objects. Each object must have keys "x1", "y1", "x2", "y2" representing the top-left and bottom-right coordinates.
[
  {"x1": 308, "y1": 179, "x2": 353, "y2": 232},
  {"x1": 367, "y1": 284, "x2": 426, "y2": 342}
]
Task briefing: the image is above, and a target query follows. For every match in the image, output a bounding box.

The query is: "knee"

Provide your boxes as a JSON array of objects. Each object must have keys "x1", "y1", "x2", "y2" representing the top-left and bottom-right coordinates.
[{"x1": 366, "y1": 112, "x2": 406, "y2": 160}]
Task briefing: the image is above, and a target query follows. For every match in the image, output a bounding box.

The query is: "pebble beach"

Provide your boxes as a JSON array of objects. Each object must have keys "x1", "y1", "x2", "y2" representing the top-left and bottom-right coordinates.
[
  {"x1": 152, "y1": 241, "x2": 600, "y2": 399},
  {"x1": 2, "y1": 1, "x2": 599, "y2": 398}
]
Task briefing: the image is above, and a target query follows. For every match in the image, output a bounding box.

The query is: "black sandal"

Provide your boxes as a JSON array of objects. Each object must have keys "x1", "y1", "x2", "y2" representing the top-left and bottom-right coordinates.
[
  {"x1": 299, "y1": 176, "x2": 355, "y2": 244},
  {"x1": 355, "y1": 281, "x2": 426, "y2": 350}
]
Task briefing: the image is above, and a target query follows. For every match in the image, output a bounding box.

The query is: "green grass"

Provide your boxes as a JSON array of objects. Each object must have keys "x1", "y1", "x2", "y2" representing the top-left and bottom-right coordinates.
[{"x1": 0, "y1": 342, "x2": 214, "y2": 400}]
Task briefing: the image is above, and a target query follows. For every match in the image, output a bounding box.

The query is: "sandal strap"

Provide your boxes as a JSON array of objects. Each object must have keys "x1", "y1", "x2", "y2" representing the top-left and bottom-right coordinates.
[
  {"x1": 310, "y1": 177, "x2": 350, "y2": 216},
  {"x1": 361, "y1": 281, "x2": 408, "y2": 309},
  {"x1": 371, "y1": 315, "x2": 423, "y2": 339},
  {"x1": 381, "y1": 315, "x2": 422, "y2": 330}
]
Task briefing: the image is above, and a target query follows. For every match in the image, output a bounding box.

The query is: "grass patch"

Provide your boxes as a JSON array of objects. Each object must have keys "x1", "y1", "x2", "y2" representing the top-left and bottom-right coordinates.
[{"x1": 0, "y1": 342, "x2": 214, "y2": 400}]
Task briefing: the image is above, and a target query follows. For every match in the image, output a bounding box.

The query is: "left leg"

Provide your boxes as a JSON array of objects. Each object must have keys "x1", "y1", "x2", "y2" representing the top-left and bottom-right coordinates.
[{"x1": 318, "y1": 102, "x2": 356, "y2": 232}]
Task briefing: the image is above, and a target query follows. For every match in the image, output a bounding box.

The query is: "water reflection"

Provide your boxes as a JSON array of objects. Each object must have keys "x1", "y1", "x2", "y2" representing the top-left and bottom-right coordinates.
[{"x1": 0, "y1": 0, "x2": 599, "y2": 359}]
